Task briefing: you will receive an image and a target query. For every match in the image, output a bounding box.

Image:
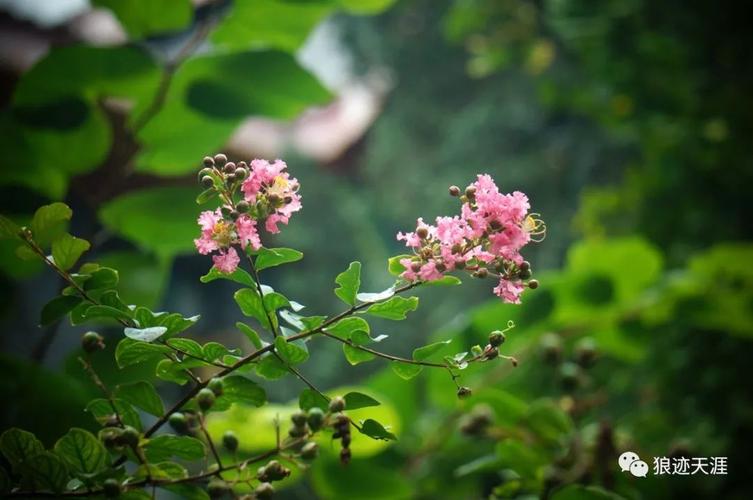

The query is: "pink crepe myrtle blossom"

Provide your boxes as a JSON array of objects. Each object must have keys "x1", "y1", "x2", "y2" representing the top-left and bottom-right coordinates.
[
  {"x1": 395, "y1": 174, "x2": 545, "y2": 303},
  {"x1": 241, "y1": 159, "x2": 302, "y2": 233},
  {"x1": 212, "y1": 248, "x2": 240, "y2": 273}
]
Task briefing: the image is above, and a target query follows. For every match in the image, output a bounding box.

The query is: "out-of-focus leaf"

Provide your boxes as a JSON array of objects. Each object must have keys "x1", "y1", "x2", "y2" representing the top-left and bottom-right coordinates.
[
  {"x1": 40, "y1": 295, "x2": 82, "y2": 326},
  {"x1": 551, "y1": 485, "x2": 624, "y2": 500},
  {"x1": 413, "y1": 339, "x2": 452, "y2": 361},
  {"x1": 53, "y1": 428, "x2": 108, "y2": 475},
  {"x1": 83, "y1": 267, "x2": 119, "y2": 291},
  {"x1": 299, "y1": 388, "x2": 328, "y2": 411},
  {"x1": 311, "y1": 456, "x2": 412, "y2": 500},
  {"x1": 93, "y1": 0, "x2": 192, "y2": 39},
  {"x1": 99, "y1": 187, "x2": 202, "y2": 257},
  {"x1": 115, "y1": 381, "x2": 164, "y2": 417},
  {"x1": 390, "y1": 362, "x2": 423, "y2": 380},
  {"x1": 255, "y1": 355, "x2": 288, "y2": 380},
  {"x1": 18, "y1": 451, "x2": 68, "y2": 493},
  {"x1": 0, "y1": 428, "x2": 44, "y2": 471}
]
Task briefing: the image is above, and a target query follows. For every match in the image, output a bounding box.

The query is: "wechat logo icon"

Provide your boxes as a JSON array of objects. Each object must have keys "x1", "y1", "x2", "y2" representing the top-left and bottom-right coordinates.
[{"x1": 619, "y1": 451, "x2": 649, "y2": 478}]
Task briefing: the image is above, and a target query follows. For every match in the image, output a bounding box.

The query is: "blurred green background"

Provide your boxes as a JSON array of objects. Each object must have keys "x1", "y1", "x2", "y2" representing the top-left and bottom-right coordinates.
[{"x1": 1, "y1": 0, "x2": 752, "y2": 498}]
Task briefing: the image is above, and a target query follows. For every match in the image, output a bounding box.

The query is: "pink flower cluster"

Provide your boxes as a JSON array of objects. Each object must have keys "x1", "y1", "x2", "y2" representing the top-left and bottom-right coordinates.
[
  {"x1": 194, "y1": 157, "x2": 301, "y2": 273},
  {"x1": 396, "y1": 174, "x2": 544, "y2": 304}
]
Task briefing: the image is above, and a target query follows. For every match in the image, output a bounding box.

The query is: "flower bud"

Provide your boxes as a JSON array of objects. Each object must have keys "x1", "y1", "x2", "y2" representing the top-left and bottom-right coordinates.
[
  {"x1": 288, "y1": 425, "x2": 307, "y2": 438},
  {"x1": 559, "y1": 362, "x2": 580, "y2": 391},
  {"x1": 451, "y1": 243, "x2": 462, "y2": 254},
  {"x1": 307, "y1": 407, "x2": 324, "y2": 431},
  {"x1": 237, "y1": 160, "x2": 248, "y2": 169},
  {"x1": 329, "y1": 396, "x2": 346, "y2": 413},
  {"x1": 340, "y1": 447, "x2": 351, "y2": 465},
  {"x1": 435, "y1": 261, "x2": 447, "y2": 273},
  {"x1": 207, "y1": 478, "x2": 230, "y2": 499},
  {"x1": 484, "y1": 346, "x2": 499, "y2": 360},
  {"x1": 226, "y1": 173, "x2": 237, "y2": 183},
  {"x1": 539, "y1": 333, "x2": 562, "y2": 364},
  {"x1": 254, "y1": 482, "x2": 274, "y2": 499},
  {"x1": 528, "y1": 279, "x2": 539, "y2": 289},
  {"x1": 574, "y1": 337, "x2": 597, "y2": 368},
  {"x1": 197, "y1": 388, "x2": 216, "y2": 411},
  {"x1": 201, "y1": 176, "x2": 214, "y2": 188},
  {"x1": 291, "y1": 410, "x2": 307, "y2": 427},
  {"x1": 518, "y1": 268, "x2": 532, "y2": 280},
  {"x1": 213, "y1": 153, "x2": 227, "y2": 167},
  {"x1": 489, "y1": 219, "x2": 502, "y2": 231},
  {"x1": 100, "y1": 428, "x2": 122, "y2": 450},
  {"x1": 267, "y1": 193, "x2": 281, "y2": 205},
  {"x1": 222, "y1": 430, "x2": 238, "y2": 452},
  {"x1": 341, "y1": 434, "x2": 351, "y2": 448},
  {"x1": 198, "y1": 167, "x2": 213, "y2": 179},
  {"x1": 300, "y1": 441, "x2": 319, "y2": 460},
  {"x1": 236, "y1": 200, "x2": 249, "y2": 213},
  {"x1": 283, "y1": 196, "x2": 293, "y2": 204},
  {"x1": 202, "y1": 156, "x2": 215, "y2": 168},
  {"x1": 465, "y1": 186, "x2": 477, "y2": 198},
  {"x1": 230, "y1": 210, "x2": 240, "y2": 221},
  {"x1": 457, "y1": 386, "x2": 472, "y2": 399},
  {"x1": 473, "y1": 268, "x2": 488, "y2": 279},
  {"x1": 263, "y1": 460, "x2": 290, "y2": 481},
  {"x1": 208, "y1": 377, "x2": 224, "y2": 397},
  {"x1": 519, "y1": 260, "x2": 531, "y2": 272},
  {"x1": 416, "y1": 227, "x2": 429, "y2": 239},
  {"x1": 454, "y1": 260, "x2": 466, "y2": 270},
  {"x1": 103, "y1": 478, "x2": 121, "y2": 498},
  {"x1": 81, "y1": 331, "x2": 104, "y2": 353},
  {"x1": 488, "y1": 330, "x2": 506, "y2": 347},
  {"x1": 223, "y1": 161, "x2": 237, "y2": 174},
  {"x1": 410, "y1": 262, "x2": 422, "y2": 272},
  {"x1": 169, "y1": 412, "x2": 188, "y2": 434},
  {"x1": 449, "y1": 185, "x2": 461, "y2": 196},
  {"x1": 120, "y1": 426, "x2": 140, "y2": 448},
  {"x1": 234, "y1": 168, "x2": 248, "y2": 180},
  {"x1": 220, "y1": 205, "x2": 232, "y2": 217}
]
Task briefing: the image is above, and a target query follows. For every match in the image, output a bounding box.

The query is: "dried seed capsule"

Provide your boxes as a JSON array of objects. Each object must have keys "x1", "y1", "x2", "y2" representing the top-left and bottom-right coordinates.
[
  {"x1": 223, "y1": 161, "x2": 236, "y2": 174},
  {"x1": 234, "y1": 168, "x2": 248, "y2": 180},
  {"x1": 465, "y1": 186, "x2": 477, "y2": 198}
]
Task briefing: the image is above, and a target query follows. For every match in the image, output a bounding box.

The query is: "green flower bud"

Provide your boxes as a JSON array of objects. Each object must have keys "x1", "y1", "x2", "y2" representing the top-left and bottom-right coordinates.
[
  {"x1": 202, "y1": 156, "x2": 215, "y2": 168},
  {"x1": 236, "y1": 200, "x2": 249, "y2": 213},
  {"x1": 234, "y1": 168, "x2": 248, "y2": 180},
  {"x1": 288, "y1": 425, "x2": 307, "y2": 438},
  {"x1": 213, "y1": 153, "x2": 227, "y2": 167},
  {"x1": 449, "y1": 185, "x2": 461, "y2": 196},
  {"x1": 465, "y1": 186, "x2": 477, "y2": 198},
  {"x1": 328, "y1": 396, "x2": 346, "y2": 413},
  {"x1": 488, "y1": 330, "x2": 506, "y2": 347},
  {"x1": 120, "y1": 426, "x2": 140, "y2": 448},
  {"x1": 457, "y1": 386, "x2": 472, "y2": 399},
  {"x1": 223, "y1": 161, "x2": 236, "y2": 174},
  {"x1": 518, "y1": 268, "x2": 532, "y2": 280},
  {"x1": 103, "y1": 478, "x2": 121, "y2": 498},
  {"x1": 267, "y1": 193, "x2": 281, "y2": 206},
  {"x1": 574, "y1": 337, "x2": 597, "y2": 368},
  {"x1": 559, "y1": 362, "x2": 580, "y2": 391},
  {"x1": 201, "y1": 176, "x2": 214, "y2": 188},
  {"x1": 208, "y1": 377, "x2": 224, "y2": 397},
  {"x1": 263, "y1": 460, "x2": 290, "y2": 481},
  {"x1": 229, "y1": 210, "x2": 240, "y2": 221},
  {"x1": 100, "y1": 428, "x2": 122, "y2": 450},
  {"x1": 81, "y1": 331, "x2": 104, "y2": 353},
  {"x1": 207, "y1": 478, "x2": 230, "y2": 499},
  {"x1": 291, "y1": 410, "x2": 307, "y2": 427},
  {"x1": 237, "y1": 160, "x2": 248, "y2": 169},
  {"x1": 528, "y1": 279, "x2": 539, "y2": 289},
  {"x1": 435, "y1": 261, "x2": 447, "y2": 273},
  {"x1": 254, "y1": 482, "x2": 275, "y2": 499},
  {"x1": 169, "y1": 412, "x2": 188, "y2": 434},
  {"x1": 197, "y1": 388, "x2": 216, "y2": 411},
  {"x1": 222, "y1": 430, "x2": 238, "y2": 452},
  {"x1": 198, "y1": 167, "x2": 213, "y2": 179},
  {"x1": 307, "y1": 407, "x2": 324, "y2": 431},
  {"x1": 226, "y1": 173, "x2": 237, "y2": 184},
  {"x1": 300, "y1": 441, "x2": 319, "y2": 460}
]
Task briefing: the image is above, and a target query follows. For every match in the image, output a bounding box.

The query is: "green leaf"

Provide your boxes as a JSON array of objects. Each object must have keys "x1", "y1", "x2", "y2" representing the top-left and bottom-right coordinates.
[
  {"x1": 338, "y1": 0, "x2": 397, "y2": 14},
  {"x1": 343, "y1": 344, "x2": 375, "y2": 365},
  {"x1": 234, "y1": 288, "x2": 271, "y2": 330},
  {"x1": 274, "y1": 336, "x2": 309, "y2": 365},
  {"x1": 365, "y1": 296, "x2": 419, "y2": 320},
  {"x1": 325, "y1": 317, "x2": 369, "y2": 340},
  {"x1": 264, "y1": 292, "x2": 291, "y2": 312},
  {"x1": 236, "y1": 322, "x2": 262, "y2": 349},
  {"x1": 156, "y1": 358, "x2": 198, "y2": 385},
  {"x1": 334, "y1": 261, "x2": 361, "y2": 306},
  {"x1": 115, "y1": 381, "x2": 164, "y2": 417},
  {"x1": 200, "y1": 266, "x2": 255, "y2": 287},
  {"x1": 358, "y1": 419, "x2": 396, "y2": 441},
  {"x1": 356, "y1": 287, "x2": 395, "y2": 303},
  {"x1": 163, "y1": 483, "x2": 210, "y2": 500},
  {"x1": 390, "y1": 362, "x2": 423, "y2": 380},
  {"x1": 413, "y1": 339, "x2": 452, "y2": 361},
  {"x1": 30, "y1": 202, "x2": 71, "y2": 248},
  {"x1": 203, "y1": 342, "x2": 238, "y2": 362},
  {"x1": 53, "y1": 428, "x2": 108, "y2": 475},
  {"x1": 143, "y1": 435, "x2": 206, "y2": 462},
  {"x1": 51, "y1": 233, "x2": 90, "y2": 271},
  {"x1": 124, "y1": 326, "x2": 167, "y2": 343},
  {"x1": 0, "y1": 428, "x2": 44, "y2": 470},
  {"x1": 255, "y1": 247, "x2": 303, "y2": 271},
  {"x1": 99, "y1": 187, "x2": 202, "y2": 257},
  {"x1": 83, "y1": 305, "x2": 132, "y2": 323},
  {"x1": 424, "y1": 275, "x2": 462, "y2": 286},
  {"x1": 221, "y1": 376, "x2": 266, "y2": 407},
  {"x1": 166, "y1": 338, "x2": 203, "y2": 358},
  {"x1": 255, "y1": 355, "x2": 289, "y2": 380},
  {"x1": 83, "y1": 267, "x2": 119, "y2": 291},
  {"x1": 40, "y1": 295, "x2": 82, "y2": 326},
  {"x1": 299, "y1": 388, "x2": 328, "y2": 411},
  {"x1": 343, "y1": 392, "x2": 380, "y2": 410},
  {"x1": 387, "y1": 254, "x2": 411, "y2": 276},
  {"x1": 195, "y1": 187, "x2": 218, "y2": 205},
  {"x1": 19, "y1": 451, "x2": 69, "y2": 493},
  {"x1": 115, "y1": 338, "x2": 170, "y2": 368},
  {"x1": 85, "y1": 399, "x2": 142, "y2": 430},
  {"x1": 0, "y1": 214, "x2": 21, "y2": 240},
  {"x1": 93, "y1": 0, "x2": 191, "y2": 38}
]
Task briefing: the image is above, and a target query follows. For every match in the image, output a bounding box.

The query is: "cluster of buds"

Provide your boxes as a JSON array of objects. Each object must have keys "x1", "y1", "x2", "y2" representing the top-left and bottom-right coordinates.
[
  {"x1": 168, "y1": 411, "x2": 201, "y2": 436},
  {"x1": 99, "y1": 424, "x2": 140, "y2": 453},
  {"x1": 539, "y1": 333, "x2": 598, "y2": 392},
  {"x1": 194, "y1": 153, "x2": 302, "y2": 273},
  {"x1": 256, "y1": 459, "x2": 291, "y2": 483},
  {"x1": 327, "y1": 397, "x2": 352, "y2": 464},
  {"x1": 397, "y1": 175, "x2": 545, "y2": 304}
]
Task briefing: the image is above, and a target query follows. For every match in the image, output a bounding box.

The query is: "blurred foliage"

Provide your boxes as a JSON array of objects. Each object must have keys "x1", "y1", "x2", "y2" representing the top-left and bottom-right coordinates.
[{"x1": 1, "y1": 0, "x2": 752, "y2": 498}]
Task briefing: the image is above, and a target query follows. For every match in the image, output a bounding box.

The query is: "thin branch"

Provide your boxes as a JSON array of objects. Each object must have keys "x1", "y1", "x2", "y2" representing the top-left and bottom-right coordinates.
[
  {"x1": 320, "y1": 331, "x2": 447, "y2": 368},
  {"x1": 198, "y1": 413, "x2": 224, "y2": 478}
]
